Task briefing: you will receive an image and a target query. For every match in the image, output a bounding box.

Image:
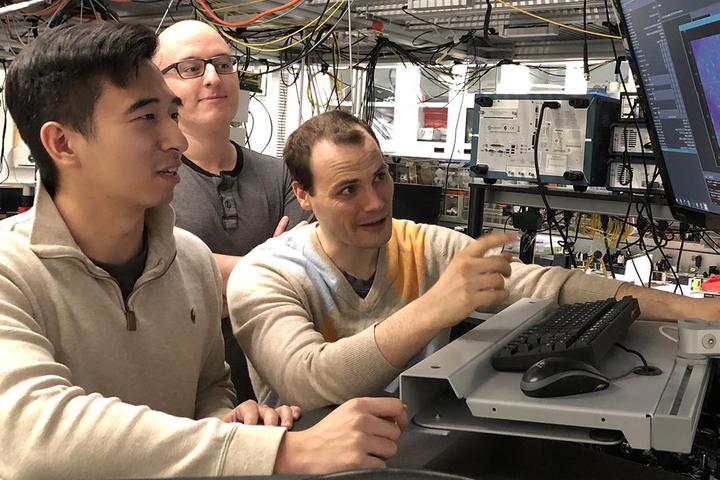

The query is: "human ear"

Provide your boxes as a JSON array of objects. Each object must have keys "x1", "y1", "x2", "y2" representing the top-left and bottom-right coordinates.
[
  {"x1": 39, "y1": 121, "x2": 82, "y2": 171},
  {"x1": 292, "y1": 181, "x2": 313, "y2": 211}
]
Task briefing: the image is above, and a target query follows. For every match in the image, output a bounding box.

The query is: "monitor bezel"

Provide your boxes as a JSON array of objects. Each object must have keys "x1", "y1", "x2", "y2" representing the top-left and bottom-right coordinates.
[{"x1": 612, "y1": 0, "x2": 720, "y2": 232}]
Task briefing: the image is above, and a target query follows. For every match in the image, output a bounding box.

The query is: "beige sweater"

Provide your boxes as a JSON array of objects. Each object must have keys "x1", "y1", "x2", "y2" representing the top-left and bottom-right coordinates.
[
  {"x1": 229, "y1": 219, "x2": 624, "y2": 410},
  {"x1": 0, "y1": 185, "x2": 284, "y2": 479}
]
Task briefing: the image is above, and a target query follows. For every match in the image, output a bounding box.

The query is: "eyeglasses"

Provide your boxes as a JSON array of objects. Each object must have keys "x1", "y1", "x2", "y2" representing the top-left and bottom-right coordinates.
[{"x1": 161, "y1": 55, "x2": 240, "y2": 79}]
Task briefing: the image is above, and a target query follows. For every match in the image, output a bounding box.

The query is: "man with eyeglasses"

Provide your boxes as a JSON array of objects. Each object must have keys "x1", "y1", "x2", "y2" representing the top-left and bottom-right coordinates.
[{"x1": 154, "y1": 20, "x2": 306, "y2": 398}]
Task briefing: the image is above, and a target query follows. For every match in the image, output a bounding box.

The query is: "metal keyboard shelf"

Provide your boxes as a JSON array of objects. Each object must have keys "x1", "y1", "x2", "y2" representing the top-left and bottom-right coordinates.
[{"x1": 400, "y1": 299, "x2": 712, "y2": 453}]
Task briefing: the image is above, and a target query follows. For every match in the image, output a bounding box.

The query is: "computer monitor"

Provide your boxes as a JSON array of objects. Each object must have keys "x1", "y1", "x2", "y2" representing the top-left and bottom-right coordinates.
[
  {"x1": 392, "y1": 183, "x2": 443, "y2": 225},
  {"x1": 615, "y1": 0, "x2": 720, "y2": 231}
]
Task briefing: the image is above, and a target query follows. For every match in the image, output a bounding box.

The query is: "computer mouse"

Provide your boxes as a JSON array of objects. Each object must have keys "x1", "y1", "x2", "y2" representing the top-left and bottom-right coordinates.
[{"x1": 520, "y1": 357, "x2": 610, "y2": 398}]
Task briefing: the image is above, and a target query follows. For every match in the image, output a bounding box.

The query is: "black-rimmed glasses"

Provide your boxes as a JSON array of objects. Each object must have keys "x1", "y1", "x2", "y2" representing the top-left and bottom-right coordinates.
[{"x1": 161, "y1": 55, "x2": 240, "y2": 79}]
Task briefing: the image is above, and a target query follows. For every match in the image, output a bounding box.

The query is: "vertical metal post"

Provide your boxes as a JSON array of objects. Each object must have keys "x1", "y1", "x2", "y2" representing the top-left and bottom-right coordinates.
[{"x1": 468, "y1": 183, "x2": 486, "y2": 238}]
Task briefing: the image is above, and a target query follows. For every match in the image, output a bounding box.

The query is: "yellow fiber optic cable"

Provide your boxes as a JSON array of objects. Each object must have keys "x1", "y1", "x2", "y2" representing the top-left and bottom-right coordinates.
[
  {"x1": 218, "y1": 0, "x2": 343, "y2": 52},
  {"x1": 495, "y1": 0, "x2": 622, "y2": 40}
]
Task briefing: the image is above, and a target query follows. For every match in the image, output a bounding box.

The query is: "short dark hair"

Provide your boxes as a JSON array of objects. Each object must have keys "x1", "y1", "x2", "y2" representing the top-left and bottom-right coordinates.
[
  {"x1": 5, "y1": 22, "x2": 158, "y2": 197},
  {"x1": 284, "y1": 110, "x2": 381, "y2": 193}
]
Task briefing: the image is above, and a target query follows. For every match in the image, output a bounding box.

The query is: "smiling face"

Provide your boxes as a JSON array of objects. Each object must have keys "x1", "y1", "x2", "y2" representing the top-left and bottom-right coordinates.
[
  {"x1": 155, "y1": 22, "x2": 240, "y2": 133},
  {"x1": 294, "y1": 129, "x2": 394, "y2": 255},
  {"x1": 60, "y1": 61, "x2": 188, "y2": 211}
]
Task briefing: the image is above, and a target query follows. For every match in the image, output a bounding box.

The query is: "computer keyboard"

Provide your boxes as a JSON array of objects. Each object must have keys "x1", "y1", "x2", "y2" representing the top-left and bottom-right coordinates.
[{"x1": 491, "y1": 296, "x2": 641, "y2": 371}]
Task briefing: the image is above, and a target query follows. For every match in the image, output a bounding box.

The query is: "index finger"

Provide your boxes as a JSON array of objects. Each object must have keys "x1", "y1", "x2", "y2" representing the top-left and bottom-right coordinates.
[{"x1": 464, "y1": 232, "x2": 517, "y2": 258}]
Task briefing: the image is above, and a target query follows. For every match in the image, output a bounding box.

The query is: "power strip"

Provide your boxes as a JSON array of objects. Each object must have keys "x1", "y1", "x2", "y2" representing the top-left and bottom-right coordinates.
[{"x1": 677, "y1": 319, "x2": 720, "y2": 358}]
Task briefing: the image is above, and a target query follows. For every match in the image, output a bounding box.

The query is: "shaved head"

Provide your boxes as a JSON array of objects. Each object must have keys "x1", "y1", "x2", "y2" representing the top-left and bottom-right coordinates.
[
  {"x1": 155, "y1": 20, "x2": 226, "y2": 67},
  {"x1": 154, "y1": 19, "x2": 240, "y2": 135}
]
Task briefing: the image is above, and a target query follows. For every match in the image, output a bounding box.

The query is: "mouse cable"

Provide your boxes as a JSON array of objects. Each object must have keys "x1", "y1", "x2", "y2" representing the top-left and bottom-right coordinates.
[
  {"x1": 616, "y1": 342, "x2": 648, "y2": 367},
  {"x1": 616, "y1": 342, "x2": 663, "y2": 377},
  {"x1": 603, "y1": 344, "x2": 648, "y2": 380}
]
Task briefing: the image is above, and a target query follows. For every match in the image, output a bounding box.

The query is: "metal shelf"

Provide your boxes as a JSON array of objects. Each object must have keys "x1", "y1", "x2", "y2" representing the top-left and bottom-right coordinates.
[{"x1": 467, "y1": 182, "x2": 674, "y2": 237}]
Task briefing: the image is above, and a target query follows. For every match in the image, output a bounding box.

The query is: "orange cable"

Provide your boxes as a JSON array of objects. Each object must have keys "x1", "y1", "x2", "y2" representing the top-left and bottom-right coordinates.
[{"x1": 196, "y1": 0, "x2": 304, "y2": 27}]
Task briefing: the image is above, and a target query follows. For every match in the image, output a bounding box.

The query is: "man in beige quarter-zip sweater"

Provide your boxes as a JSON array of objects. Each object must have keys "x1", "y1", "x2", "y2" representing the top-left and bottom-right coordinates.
[{"x1": 0, "y1": 22, "x2": 406, "y2": 480}]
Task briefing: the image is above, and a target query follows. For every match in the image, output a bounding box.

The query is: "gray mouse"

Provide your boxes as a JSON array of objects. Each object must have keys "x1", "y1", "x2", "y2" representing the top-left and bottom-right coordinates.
[{"x1": 520, "y1": 357, "x2": 610, "y2": 398}]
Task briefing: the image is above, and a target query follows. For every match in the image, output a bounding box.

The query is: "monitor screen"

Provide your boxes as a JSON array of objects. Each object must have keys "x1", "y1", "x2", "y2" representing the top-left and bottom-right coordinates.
[
  {"x1": 616, "y1": 0, "x2": 720, "y2": 230},
  {"x1": 392, "y1": 183, "x2": 443, "y2": 225}
]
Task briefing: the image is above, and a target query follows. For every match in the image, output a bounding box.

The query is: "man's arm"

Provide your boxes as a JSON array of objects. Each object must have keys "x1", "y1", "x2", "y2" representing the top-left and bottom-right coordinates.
[
  {"x1": 0, "y1": 273, "x2": 285, "y2": 478},
  {"x1": 374, "y1": 233, "x2": 515, "y2": 368},
  {"x1": 274, "y1": 397, "x2": 407, "y2": 473},
  {"x1": 228, "y1": 232, "x2": 520, "y2": 407},
  {"x1": 195, "y1": 250, "x2": 237, "y2": 419},
  {"x1": 0, "y1": 293, "x2": 407, "y2": 477},
  {"x1": 228, "y1": 265, "x2": 404, "y2": 410},
  {"x1": 373, "y1": 230, "x2": 644, "y2": 368},
  {"x1": 615, "y1": 282, "x2": 720, "y2": 321}
]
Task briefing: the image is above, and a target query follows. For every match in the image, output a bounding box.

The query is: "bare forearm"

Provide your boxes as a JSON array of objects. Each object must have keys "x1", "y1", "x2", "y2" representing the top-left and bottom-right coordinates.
[{"x1": 616, "y1": 283, "x2": 720, "y2": 321}]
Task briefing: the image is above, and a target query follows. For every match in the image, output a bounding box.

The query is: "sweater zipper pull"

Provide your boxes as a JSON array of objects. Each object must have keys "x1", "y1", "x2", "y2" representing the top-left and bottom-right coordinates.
[{"x1": 126, "y1": 310, "x2": 137, "y2": 331}]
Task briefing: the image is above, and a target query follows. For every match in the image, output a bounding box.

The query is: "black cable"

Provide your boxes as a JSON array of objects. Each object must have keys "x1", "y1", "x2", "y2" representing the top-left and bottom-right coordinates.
[
  {"x1": 605, "y1": 0, "x2": 668, "y2": 284},
  {"x1": 483, "y1": 0, "x2": 492, "y2": 44},
  {"x1": 245, "y1": 110, "x2": 255, "y2": 149},
  {"x1": 546, "y1": 210, "x2": 554, "y2": 259},
  {"x1": 502, "y1": 214, "x2": 512, "y2": 233},
  {"x1": 252, "y1": 94, "x2": 274, "y2": 154},
  {"x1": 613, "y1": 90, "x2": 678, "y2": 294},
  {"x1": 616, "y1": 342, "x2": 648, "y2": 367},
  {"x1": 671, "y1": 223, "x2": 689, "y2": 293},
  {"x1": 411, "y1": 30, "x2": 434, "y2": 46},
  {"x1": 600, "y1": 215, "x2": 616, "y2": 279},
  {"x1": 244, "y1": 0, "x2": 347, "y2": 76},
  {"x1": 400, "y1": 6, "x2": 472, "y2": 31},
  {"x1": 609, "y1": 342, "x2": 660, "y2": 381},
  {"x1": 637, "y1": 234, "x2": 656, "y2": 287},
  {"x1": 360, "y1": 38, "x2": 385, "y2": 126},
  {"x1": 441, "y1": 72, "x2": 469, "y2": 223},
  {"x1": 624, "y1": 238, "x2": 647, "y2": 288},
  {"x1": 329, "y1": 33, "x2": 342, "y2": 109},
  {"x1": 533, "y1": 102, "x2": 576, "y2": 268},
  {"x1": 573, "y1": 212, "x2": 582, "y2": 247},
  {"x1": 601, "y1": 0, "x2": 640, "y2": 251},
  {"x1": 582, "y1": 0, "x2": 589, "y2": 81},
  {"x1": 702, "y1": 232, "x2": 720, "y2": 255},
  {"x1": 639, "y1": 199, "x2": 684, "y2": 294}
]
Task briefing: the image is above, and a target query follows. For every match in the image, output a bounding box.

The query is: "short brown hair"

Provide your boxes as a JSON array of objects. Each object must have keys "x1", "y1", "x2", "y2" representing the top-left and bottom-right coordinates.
[{"x1": 284, "y1": 110, "x2": 381, "y2": 193}]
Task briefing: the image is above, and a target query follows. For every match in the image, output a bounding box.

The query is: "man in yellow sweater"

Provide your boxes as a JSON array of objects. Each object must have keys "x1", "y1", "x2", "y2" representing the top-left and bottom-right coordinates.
[
  {"x1": 0, "y1": 23, "x2": 405, "y2": 479},
  {"x1": 228, "y1": 110, "x2": 720, "y2": 410}
]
